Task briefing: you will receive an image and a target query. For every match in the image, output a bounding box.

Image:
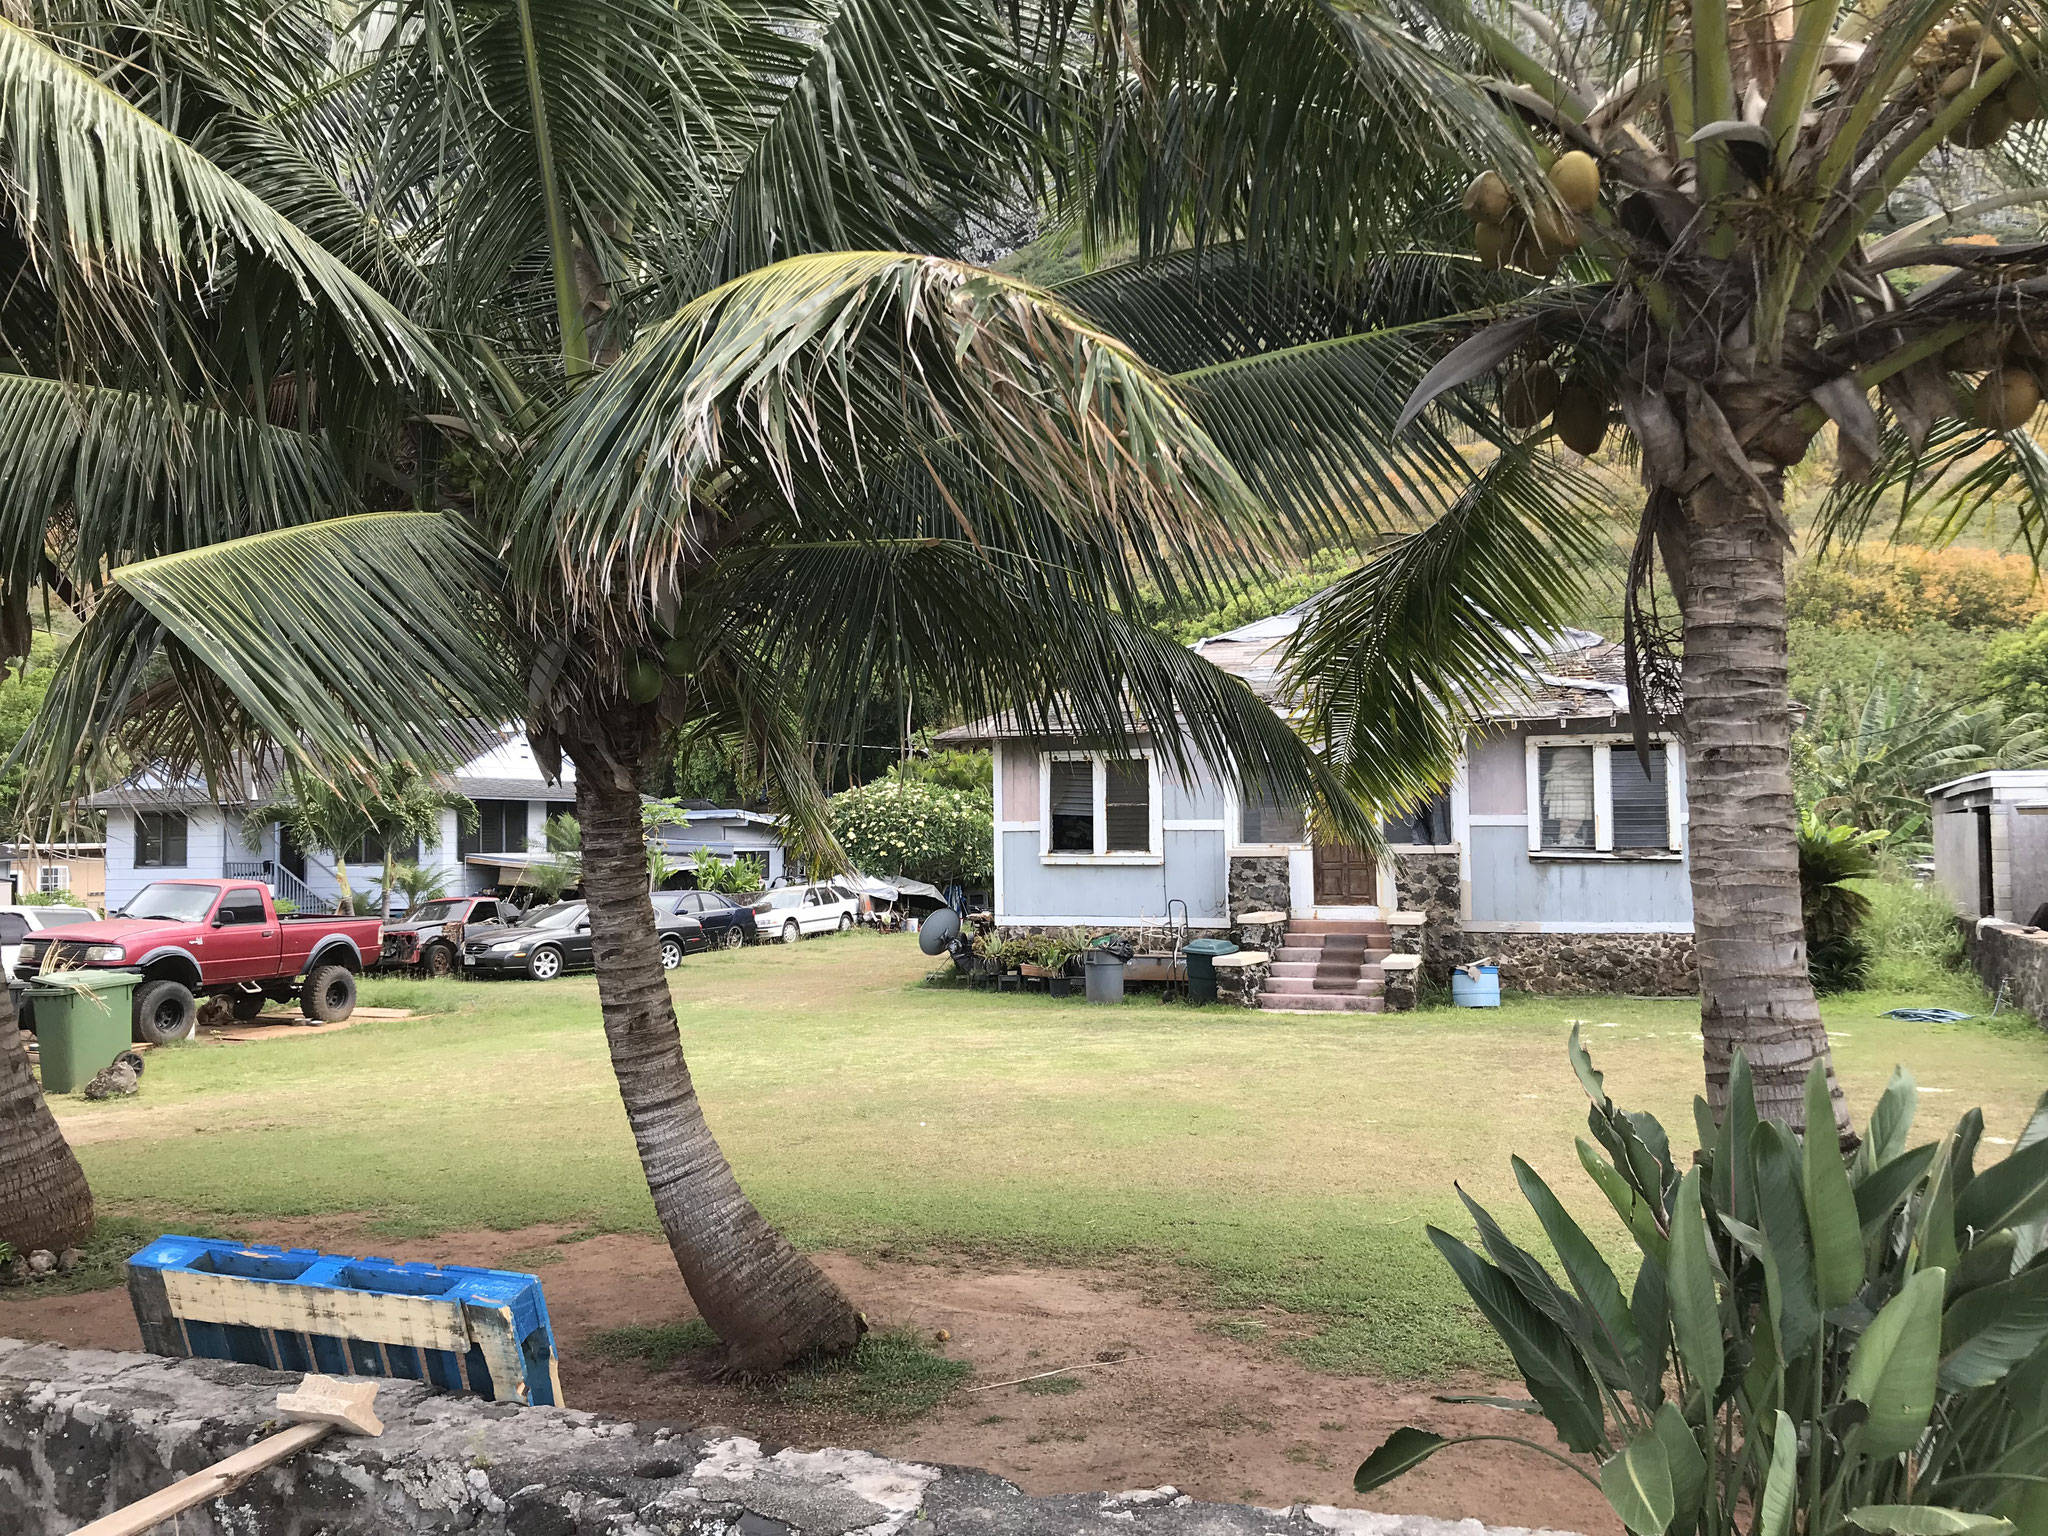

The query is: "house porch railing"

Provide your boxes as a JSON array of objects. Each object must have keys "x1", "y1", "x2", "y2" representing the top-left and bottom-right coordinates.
[{"x1": 221, "y1": 862, "x2": 337, "y2": 915}]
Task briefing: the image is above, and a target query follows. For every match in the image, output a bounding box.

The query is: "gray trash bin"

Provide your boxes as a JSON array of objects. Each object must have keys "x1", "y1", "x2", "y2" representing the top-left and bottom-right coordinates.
[
  {"x1": 1182, "y1": 938, "x2": 1240, "y2": 1004},
  {"x1": 1083, "y1": 950, "x2": 1126, "y2": 1004}
]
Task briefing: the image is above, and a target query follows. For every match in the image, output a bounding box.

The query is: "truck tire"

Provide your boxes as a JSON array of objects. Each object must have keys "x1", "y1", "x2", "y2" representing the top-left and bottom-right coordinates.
[
  {"x1": 302, "y1": 964, "x2": 357, "y2": 1022},
  {"x1": 422, "y1": 941, "x2": 455, "y2": 978},
  {"x1": 230, "y1": 992, "x2": 266, "y2": 1021},
  {"x1": 134, "y1": 980, "x2": 197, "y2": 1044}
]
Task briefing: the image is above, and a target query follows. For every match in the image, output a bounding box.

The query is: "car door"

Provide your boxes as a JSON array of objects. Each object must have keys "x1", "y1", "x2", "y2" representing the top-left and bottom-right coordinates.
[
  {"x1": 798, "y1": 886, "x2": 830, "y2": 934},
  {"x1": 565, "y1": 904, "x2": 596, "y2": 968},
  {"x1": 0, "y1": 911, "x2": 28, "y2": 978},
  {"x1": 205, "y1": 886, "x2": 278, "y2": 982},
  {"x1": 680, "y1": 892, "x2": 726, "y2": 946}
]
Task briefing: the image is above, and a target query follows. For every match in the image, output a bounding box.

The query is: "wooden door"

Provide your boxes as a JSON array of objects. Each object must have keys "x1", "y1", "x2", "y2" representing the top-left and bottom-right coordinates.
[{"x1": 1313, "y1": 839, "x2": 1378, "y2": 903}]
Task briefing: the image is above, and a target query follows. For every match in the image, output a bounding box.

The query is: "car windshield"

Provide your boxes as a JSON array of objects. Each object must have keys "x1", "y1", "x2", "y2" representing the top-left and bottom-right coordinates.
[
  {"x1": 409, "y1": 900, "x2": 462, "y2": 924},
  {"x1": 122, "y1": 884, "x2": 219, "y2": 921},
  {"x1": 525, "y1": 902, "x2": 584, "y2": 928},
  {"x1": 757, "y1": 889, "x2": 804, "y2": 910},
  {"x1": 32, "y1": 909, "x2": 97, "y2": 927}
]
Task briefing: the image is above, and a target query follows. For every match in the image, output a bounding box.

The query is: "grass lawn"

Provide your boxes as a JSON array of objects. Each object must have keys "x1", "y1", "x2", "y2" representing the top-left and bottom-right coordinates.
[{"x1": 47, "y1": 933, "x2": 2048, "y2": 1379}]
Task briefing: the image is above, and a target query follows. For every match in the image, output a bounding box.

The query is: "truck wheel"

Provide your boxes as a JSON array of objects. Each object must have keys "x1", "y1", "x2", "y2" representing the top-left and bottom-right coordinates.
[
  {"x1": 302, "y1": 965, "x2": 357, "y2": 1022},
  {"x1": 422, "y1": 942, "x2": 455, "y2": 978},
  {"x1": 134, "y1": 980, "x2": 197, "y2": 1045},
  {"x1": 230, "y1": 993, "x2": 266, "y2": 1022}
]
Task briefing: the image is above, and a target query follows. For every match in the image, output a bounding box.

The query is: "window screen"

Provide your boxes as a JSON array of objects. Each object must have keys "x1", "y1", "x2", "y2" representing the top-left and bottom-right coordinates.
[
  {"x1": 135, "y1": 811, "x2": 189, "y2": 867},
  {"x1": 1538, "y1": 747, "x2": 1597, "y2": 849},
  {"x1": 1049, "y1": 760, "x2": 1094, "y2": 852},
  {"x1": 1612, "y1": 747, "x2": 1670, "y2": 849},
  {"x1": 1385, "y1": 789, "x2": 1452, "y2": 845},
  {"x1": 1104, "y1": 760, "x2": 1151, "y2": 852},
  {"x1": 1240, "y1": 786, "x2": 1305, "y2": 844}
]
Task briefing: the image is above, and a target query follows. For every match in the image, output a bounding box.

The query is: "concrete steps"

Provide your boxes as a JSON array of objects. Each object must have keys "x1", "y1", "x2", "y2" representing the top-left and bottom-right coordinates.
[{"x1": 1258, "y1": 919, "x2": 1389, "y2": 1014}]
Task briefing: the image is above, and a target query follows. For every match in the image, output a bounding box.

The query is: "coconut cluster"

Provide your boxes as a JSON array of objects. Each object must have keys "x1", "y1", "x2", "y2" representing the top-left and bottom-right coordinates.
[
  {"x1": 1463, "y1": 151, "x2": 1602, "y2": 276},
  {"x1": 1944, "y1": 326, "x2": 2048, "y2": 430},
  {"x1": 1498, "y1": 358, "x2": 1614, "y2": 454},
  {"x1": 1916, "y1": 20, "x2": 2041, "y2": 146}
]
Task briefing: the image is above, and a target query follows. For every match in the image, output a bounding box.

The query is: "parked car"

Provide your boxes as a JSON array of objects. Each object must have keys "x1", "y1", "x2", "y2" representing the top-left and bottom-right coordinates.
[
  {"x1": 12, "y1": 879, "x2": 379, "y2": 1043},
  {"x1": 653, "y1": 889, "x2": 758, "y2": 948},
  {"x1": 461, "y1": 900, "x2": 707, "y2": 979},
  {"x1": 0, "y1": 903, "x2": 102, "y2": 980},
  {"x1": 749, "y1": 881, "x2": 862, "y2": 944},
  {"x1": 380, "y1": 893, "x2": 509, "y2": 975}
]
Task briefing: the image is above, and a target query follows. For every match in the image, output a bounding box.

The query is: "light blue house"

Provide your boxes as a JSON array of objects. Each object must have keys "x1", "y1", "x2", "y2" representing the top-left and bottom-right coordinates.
[{"x1": 940, "y1": 605, "x2": 1697, "y2": 997}]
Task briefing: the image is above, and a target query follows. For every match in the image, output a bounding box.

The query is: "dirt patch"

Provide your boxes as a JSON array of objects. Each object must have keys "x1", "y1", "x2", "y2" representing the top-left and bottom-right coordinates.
[{"x1": 0, "y1": 1225, "x2": 1612, "y2": 1532}]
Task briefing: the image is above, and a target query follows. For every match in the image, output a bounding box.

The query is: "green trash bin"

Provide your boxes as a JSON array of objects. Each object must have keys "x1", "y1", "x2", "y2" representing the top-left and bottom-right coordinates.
[
  {"x1": 30, "y1": 971, "x2": 144, "y2": 1093},
  {"x1": 1182, "y1": 938, "x2": 1240, "y2": 1005}
]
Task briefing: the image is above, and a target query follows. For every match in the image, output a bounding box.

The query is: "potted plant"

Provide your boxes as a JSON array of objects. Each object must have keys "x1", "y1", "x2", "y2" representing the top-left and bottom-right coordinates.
[{"x1": 968, "y1": 930, "x2": 1003, "y2": 986}]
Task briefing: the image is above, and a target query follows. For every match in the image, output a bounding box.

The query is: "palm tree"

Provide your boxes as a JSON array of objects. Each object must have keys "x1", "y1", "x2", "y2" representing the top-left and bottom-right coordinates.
[
  {"x1": 0, "y1": 997, "x2": 93, "y2": 1255},
  {"x1": 385, "y1": 859, "x2": 452, "y2": 918},
  {"x1": 1054, "y1": 0, "x2": 2048, "y2": 1134},
  {"x1": 0, "y1": 2, "x2": 1385, "y2": 1367}
]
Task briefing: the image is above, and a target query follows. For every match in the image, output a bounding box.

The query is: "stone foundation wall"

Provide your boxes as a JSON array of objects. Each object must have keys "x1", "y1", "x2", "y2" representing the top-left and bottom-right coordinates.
[
  {"x1": 1960, "y1": 917, "x2": 2048, "y2": 1028},
  {"x1": 0, "y1": 1341, "x2": 1582, "y2": 1536},
  {"x1": 1440, "y1": 930, "x2": 1698, "y2": 996},
  {"x1": 1386, "y1": 852, "x2": 1462, "y2": 977},
  {"x1": 1214, "y1": 951, "x2": 1269, "y2": 1007},
  {"x1": 1227, "y1": 854, "x2": 1291, "y2": 917}
]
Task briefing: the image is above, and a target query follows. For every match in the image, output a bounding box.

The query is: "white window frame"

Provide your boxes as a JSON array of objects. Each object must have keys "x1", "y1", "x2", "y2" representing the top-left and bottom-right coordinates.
[
  {"x1": 1040, "y1": 749, "x2": 1163, "y2": 864},
  {"x1": 37, "y1": 865, "x2": 69, "y2": 893},
  {"x1": 1227, "y1": 780, "x2": 1311, "y2": 853},
  {"x1": 1525, "y1": 735, "x2": 1684, "y2": 858}
]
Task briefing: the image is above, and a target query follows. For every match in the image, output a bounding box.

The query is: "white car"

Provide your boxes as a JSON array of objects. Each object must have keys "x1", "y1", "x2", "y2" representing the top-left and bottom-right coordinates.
[
  {"x1": 749, "y1": 882, "x2": 863, "y2": 944},
  {"x1": 0, "y1": 903, "x2": 102, "y2": 979}
]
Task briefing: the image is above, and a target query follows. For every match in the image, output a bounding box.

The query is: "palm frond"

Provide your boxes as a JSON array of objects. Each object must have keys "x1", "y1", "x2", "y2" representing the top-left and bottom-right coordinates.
[
  {"x1": 102, "y1": 512, "x2": 522, "y2": 780},
  {"x1": 520, "y1": 252, "x2": 1268, "y2": 629},
  {"x1": 0, "y1": 373, "x2": 357, "y2": 619},
  {"x1": 1283, "y1": 446, "x2": 1611, "y2": 818},
  {"x1": 0, "y1": 16, "x2": 453, "y2": 385}
]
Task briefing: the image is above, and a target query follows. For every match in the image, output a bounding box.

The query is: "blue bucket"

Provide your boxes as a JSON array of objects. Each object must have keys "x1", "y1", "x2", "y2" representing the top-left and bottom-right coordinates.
[{"x1": 1451, "y1": 965, "x2": 1501, "y2": 1007}]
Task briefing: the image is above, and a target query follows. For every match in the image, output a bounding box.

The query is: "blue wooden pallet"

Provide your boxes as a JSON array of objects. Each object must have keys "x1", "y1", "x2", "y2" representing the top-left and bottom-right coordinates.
[{"x1": 127, "y1": 1235, "x2": 561, "y2": 1406}]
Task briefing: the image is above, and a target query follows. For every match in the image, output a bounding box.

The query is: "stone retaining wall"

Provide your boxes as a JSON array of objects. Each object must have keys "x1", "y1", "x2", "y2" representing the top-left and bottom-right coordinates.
[
  {"x1": 1439, "y1": 931, "x2": 1698, "y2": 996},
  {"x1": 0, "y1": 1340, "x2": 1581, "y2": 1536},
  {"x1": 1227, "y1": 855, "x2": 1292, "y2": 917},
  {"x1": 1960, "y1": 917, "x2": 2048, "y2": 1028}
]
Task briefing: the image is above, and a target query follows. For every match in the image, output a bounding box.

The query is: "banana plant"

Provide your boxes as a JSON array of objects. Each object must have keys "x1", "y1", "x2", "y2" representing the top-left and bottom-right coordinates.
[{"x1": 1357, "y1": 1031, "x2": 2048, "y2": 1536}]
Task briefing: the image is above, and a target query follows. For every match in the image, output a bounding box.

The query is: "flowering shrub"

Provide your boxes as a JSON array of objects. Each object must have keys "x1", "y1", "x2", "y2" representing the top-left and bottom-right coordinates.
[{"x1": 828, "y1": 779, "x2": 992, "y2": 886}]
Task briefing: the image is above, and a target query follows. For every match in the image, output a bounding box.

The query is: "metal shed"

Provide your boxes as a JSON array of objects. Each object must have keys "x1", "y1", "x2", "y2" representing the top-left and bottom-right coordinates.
[{"x1": 1927, "y1": 770, "x2": 2048, "y2": 922}]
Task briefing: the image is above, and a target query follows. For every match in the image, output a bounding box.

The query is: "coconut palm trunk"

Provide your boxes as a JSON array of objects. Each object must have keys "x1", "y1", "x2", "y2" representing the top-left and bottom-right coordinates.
[
  {"x1": 570, "y1": 735, "x2": 863, "y2": 1370},
  {"x1": 1677, "y1": 457, "x2": 1850, "y2": 1137},
  {"x1": 0, "y1": 990, "x2": 94, "y2": 1254}
]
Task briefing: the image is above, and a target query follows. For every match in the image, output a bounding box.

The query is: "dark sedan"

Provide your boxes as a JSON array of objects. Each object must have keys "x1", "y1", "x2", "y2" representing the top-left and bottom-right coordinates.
[
  {"x1": 462, "y1": 900, "x2": 707, "y2": 980},
  {"x1": 653, "y1": 889, "x2": 758, "y2": 948}
]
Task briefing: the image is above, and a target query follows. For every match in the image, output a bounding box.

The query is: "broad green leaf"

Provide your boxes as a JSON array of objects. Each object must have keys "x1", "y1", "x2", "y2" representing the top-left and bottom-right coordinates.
[
  {"x1": 1601, "y1": 1427, "x2": 1674, "y2": 1536},
  {"x1": 1753, "y1": 1121, "x2": 1822, "y2": 1358},
  {"x1": 1726, "y1": 1053, "x2": 1760, "y2": 1225},
  {"x1": 1805, "y1": 1064, "x2": 1866, "y2": 1309},
  {"x1": 1920, "y1": 1146, "x2": 1961, "y2": 1275},
  {"x1": 1619, "y1": 1114, "x2": 1674, "y2": 1209},
  {"x1": 1631, "y1": 1258, "x2": 1671, "y2": 1410},
  {"x1": 1458, "y1": 1185, "x2": 1618, "y2": 1382},
  {"x1": 1428, "y1": 1226, "x2": 1608, "y2": 1453},
  {"x1": 1857, "y1": 1067, "x2": 1920, "y2": 1181},
  {"x1": 1846, "y1": 1508, "x2": 2016, "y2": 1536},
  {"x1": 1954, "y1": 1109, "x2": 1985, "y2": 1196},
  {"x1": 1756, "y1": 1410, "x2": 1799, "y2": 1536},
  {"x1": 1652, "y1": 1402, "x2": 1705, "y2": 1526},
  {"x1": 1957, "y1": 1137, "x2": 2048, "y2": 1237},
  {"x1": 1939, "y1": 1265, "x2": 2048, "y2": 1392},
  {"x1": 1952, "y1": 1230, "x2": 2018, "y2": 1294},
  {"x1": 1845, "y1": 1266, "x2": 1947, "y2": 1457},
  {"x1": 1515, "y1": 1156, "x2": 1644, "y2": 1389},
  {"x1": 1579, "y1": 1137, "x2": 1671, "y2": 1264},
  {"x1": 1858, "y1": 1145, "x2": 1941, "y2": 1236},
  {"x1": 1354, "y1": 1427, "x2": 1449, "y2": 1491},
  {"x1": 1568, "y1": 1023, "x2": 1610, "y2": 1108},
  {"x1": 1669, "y1": 1168, "x2": 1725, "y2": 1404}
]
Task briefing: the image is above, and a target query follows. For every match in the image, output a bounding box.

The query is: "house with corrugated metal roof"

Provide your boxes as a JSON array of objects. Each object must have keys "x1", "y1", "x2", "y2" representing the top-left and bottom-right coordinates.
[{"x1": 937, "y1": 599, "x2": 1697, "y2": 1002}]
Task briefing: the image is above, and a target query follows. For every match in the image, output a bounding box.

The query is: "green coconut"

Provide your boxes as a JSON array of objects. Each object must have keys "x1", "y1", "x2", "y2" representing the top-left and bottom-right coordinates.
[
  {"x1": 1462, "y1": 170, "x2": 1511, "y2": 224},
  {"x1": 1554, "y1": 381, "x2": 1610, "y2": 455},
  {"x1": 1974, "y1": 366, "x2": 2043, "y2": 430},
  {"x1": 1501, "y1": 362, "x2": 1560, "y2": 430},
  {"x1": 1547, "y1": 151, "x2": 1601, "y2": 213},
  {"x1": 625, "y1": 656, "x2": 666, "y2": 703}
]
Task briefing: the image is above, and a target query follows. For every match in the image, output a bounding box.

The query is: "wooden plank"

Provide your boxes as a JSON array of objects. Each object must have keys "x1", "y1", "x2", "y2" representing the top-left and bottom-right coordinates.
[
  {"x1": 125, "y1": 1264, "x2": 188, "y2": 1359},
  {"x1": 68, "y1": 1422, "x2": 331, "y2": 1536},
  {"x1": 161, "y1": 1271, "x2": 469, "y2": 1354}
]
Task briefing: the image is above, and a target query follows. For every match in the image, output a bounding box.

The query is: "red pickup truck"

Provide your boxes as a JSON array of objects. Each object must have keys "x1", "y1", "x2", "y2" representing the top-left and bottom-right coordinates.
[{"x1": 12, "y1": 879, "x2": 381, "y2": 1044}]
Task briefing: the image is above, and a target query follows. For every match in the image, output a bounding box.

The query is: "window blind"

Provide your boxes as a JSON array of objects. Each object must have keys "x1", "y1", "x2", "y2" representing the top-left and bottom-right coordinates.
[
  {"x1": 1612, "y1": 747, "x2": 1670, "y2": 849},
  {"x1": 1104, "y1": 760, "x2": 1150, "y2": 852}
]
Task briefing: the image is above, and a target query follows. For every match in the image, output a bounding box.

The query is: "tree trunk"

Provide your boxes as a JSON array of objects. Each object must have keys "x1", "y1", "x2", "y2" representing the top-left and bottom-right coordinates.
[
  {"x1": 1678, "y1": 466, "x2": 1854, "y2": 1140},
  {"x1": 0, "y1": 986, "x2": 94, "y2": 1253},
  {"x1": 570, "y1": 743, "x2": 864, "y2": 1371},
  {"x1": 382, "y1": 847, "x2": 395, "y2": 924}
]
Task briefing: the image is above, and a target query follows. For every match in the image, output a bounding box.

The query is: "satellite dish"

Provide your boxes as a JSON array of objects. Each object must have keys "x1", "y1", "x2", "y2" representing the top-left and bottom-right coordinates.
[{"x1": 918, "y1": 907, "x2": 962, "y2": 956}]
